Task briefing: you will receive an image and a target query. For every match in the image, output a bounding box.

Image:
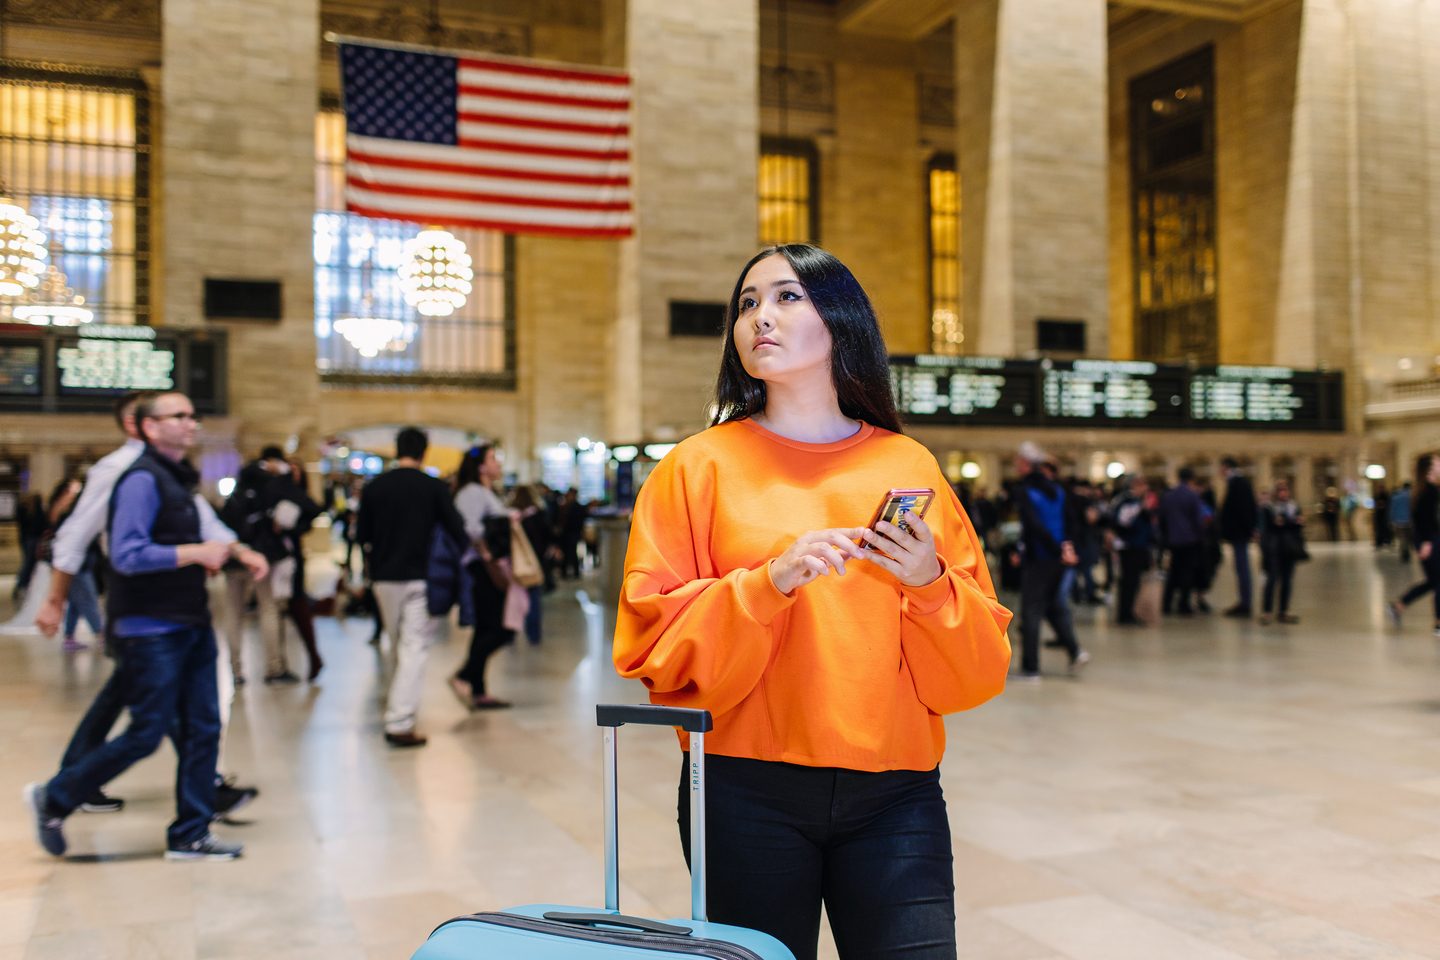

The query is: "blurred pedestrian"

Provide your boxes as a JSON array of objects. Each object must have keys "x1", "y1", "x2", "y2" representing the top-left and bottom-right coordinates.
[
  {"x1": 449, "y1": 444, "x2": 515, "y2": 710},
  {"x1": 1388, "y1": 455, "x2": 1440, "y2": 634},
  {"x1": 1391, "y1": 481, "x2": 1413, "y2": 563},
  {"x1": 1159, "y1": 467, "x2": 1205, "y2": 616},
  {"x1": 13, "y1": 492, "x2": 46, "y2": 604},
  {"x1": 1218, "y1": 457, "x2": 1257, "y2": 618},
  {"x1": 1014, "y1": 443, "x2": 1087, "y2": 680},
  {"x1": 1258, "y1": 479, "x2": 1306, "y2": 625},
  {"x1": 1109, "y1": 474, "x2": 1154, "y2": 625}
]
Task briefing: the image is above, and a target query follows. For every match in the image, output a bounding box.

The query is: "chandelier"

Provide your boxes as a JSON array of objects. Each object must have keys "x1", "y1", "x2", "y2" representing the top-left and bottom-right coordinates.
[
  {"x1": 333, "y1": 316, "x2": 415, "y2": 358},
  {"x1": 0, "y1": 194, "x2": 48, "y2": 297},
  {"x1": 398, "y1": 228, "x2": 472, "y2": 317},
  {"x1": 12, "y1": 259, "x2": 92, "y2": 326}
]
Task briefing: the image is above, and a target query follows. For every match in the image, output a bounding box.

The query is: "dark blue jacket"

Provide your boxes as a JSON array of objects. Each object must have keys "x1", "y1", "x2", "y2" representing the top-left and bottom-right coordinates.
[{"x1": 1159, "y1": 484, "x2": 1205, "y2": 548}]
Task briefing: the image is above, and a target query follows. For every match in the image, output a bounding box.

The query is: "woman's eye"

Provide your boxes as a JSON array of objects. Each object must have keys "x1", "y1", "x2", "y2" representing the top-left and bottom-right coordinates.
[
  {"x1": 779, "y1": 290, "x2": 802, "y2": 301},
  {"x1": 738, "y1": 297, "x2": 757, "y2": 311}
]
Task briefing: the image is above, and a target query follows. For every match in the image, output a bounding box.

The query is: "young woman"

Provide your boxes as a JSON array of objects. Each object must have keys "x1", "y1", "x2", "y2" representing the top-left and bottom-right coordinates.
[
  {"x1": 613, "y1": 244, "x2": 1013, "y2": 960},
  {"x1": 1388, "y1": 453, "x2": 1440, "y2": 634},
  {"x1": 1258, "y1": 479, "x2": 1305, "y2": 625},
  {"x1": 450, "y1": 444, "x2": 513, "y2": 709}
]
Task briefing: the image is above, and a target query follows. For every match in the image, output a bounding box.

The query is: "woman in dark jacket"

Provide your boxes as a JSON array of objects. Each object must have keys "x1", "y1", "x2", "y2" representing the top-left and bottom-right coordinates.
[
  {"x1": 1258, "y1": 479, "x2": 1305, "y2": 625},
  {"x1": 1388, "y1": 453, "x2": 1440, "y2": 633}
]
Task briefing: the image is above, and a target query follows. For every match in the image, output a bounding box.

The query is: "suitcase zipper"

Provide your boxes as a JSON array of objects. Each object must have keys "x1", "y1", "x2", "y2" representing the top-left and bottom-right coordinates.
[{"x1": 431, "y1": 911, "x2": 768, "y2": 960}]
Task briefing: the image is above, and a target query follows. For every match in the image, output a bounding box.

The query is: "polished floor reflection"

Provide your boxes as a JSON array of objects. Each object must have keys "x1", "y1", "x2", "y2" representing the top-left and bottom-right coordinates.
[{"x1": 4, "y1": 544, "x2": 1440, "y2": 959}]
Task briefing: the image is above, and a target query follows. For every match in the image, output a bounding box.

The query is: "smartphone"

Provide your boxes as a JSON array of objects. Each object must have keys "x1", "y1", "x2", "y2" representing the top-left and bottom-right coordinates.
[{"x1": 864, "y1": 488, "x2": 935, "y2": 548}]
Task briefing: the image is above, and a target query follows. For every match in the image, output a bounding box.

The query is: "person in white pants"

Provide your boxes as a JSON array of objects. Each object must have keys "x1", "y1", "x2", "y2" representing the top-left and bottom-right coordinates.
[{"x1": 355, "y1": 426, "x2": 469, "y2": 747}]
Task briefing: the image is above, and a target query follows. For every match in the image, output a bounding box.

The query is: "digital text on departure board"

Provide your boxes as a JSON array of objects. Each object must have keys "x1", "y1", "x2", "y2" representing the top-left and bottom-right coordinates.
[{"x1": 890, "y1": 356, "x2": 1343, "y2": 431}]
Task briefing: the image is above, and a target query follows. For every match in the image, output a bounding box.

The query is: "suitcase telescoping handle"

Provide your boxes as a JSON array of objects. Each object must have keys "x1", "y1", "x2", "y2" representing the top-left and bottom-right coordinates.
[{"x1": 596, "y1": 705, "x2": 714, "y2": 923}]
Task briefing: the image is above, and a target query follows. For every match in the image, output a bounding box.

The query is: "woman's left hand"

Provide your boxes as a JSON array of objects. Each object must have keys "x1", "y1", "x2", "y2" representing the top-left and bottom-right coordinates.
[{"x1": 863, "y1": 511, "x2": 943, "y2": 587}]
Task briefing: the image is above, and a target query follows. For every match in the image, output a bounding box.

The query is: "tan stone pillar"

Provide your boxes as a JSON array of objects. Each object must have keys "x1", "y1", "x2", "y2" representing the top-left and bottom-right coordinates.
[
  {"x1": 161, "y1": 0, "x2": 320, "y2": 457},
  {"x1": 609, "y1": 0, "x2": 759, "y2": 441},
  {"x1": 955, "y1": 0, "x2": 1108, "y2": 358}
]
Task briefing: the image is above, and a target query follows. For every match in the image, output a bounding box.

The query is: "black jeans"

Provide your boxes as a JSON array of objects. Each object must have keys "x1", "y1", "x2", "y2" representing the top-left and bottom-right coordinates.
[
  {"x1": 1116, "y1": 549, "x2": 1149, "y2": 622},
  {"x1": 678, "y1": 755, "x2": 955, "y2": 960},
  {"x1": 456, "y1": 561, "x2": 510, "y2": 696},
  {"x1": 1164, "y1": 544, "x2": 1200, "y2": 613},
  {"x1": 1262, "y1": 553, "x2": 1297, "y2": 615},
  {"x1": 1400, "y1": 549, "x2": 1440, "y2": 620},
  {"x1": 1019, "y1": 557, "x2": 1078, "y2": 673}
]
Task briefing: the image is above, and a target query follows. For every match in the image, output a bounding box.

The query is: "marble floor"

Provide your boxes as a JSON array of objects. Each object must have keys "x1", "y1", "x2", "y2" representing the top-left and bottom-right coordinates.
[{"x1": 4, "y1": 544, "x2": 1440, "y2": 959}]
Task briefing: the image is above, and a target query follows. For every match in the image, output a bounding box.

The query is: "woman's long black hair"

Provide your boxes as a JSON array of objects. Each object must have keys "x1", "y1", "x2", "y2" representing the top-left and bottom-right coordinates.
[
  {"x1": 711, "y1": 244, "x2": 902, "y2": 434},
  {"x1": 458, "y1": 444, "x2": 493, "y2": 489}
]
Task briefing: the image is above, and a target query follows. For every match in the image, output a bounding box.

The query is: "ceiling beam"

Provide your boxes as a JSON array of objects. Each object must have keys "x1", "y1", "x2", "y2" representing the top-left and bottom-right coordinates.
[{"x1": 836, "y1": 0, "x2": 955, "y2": 40}]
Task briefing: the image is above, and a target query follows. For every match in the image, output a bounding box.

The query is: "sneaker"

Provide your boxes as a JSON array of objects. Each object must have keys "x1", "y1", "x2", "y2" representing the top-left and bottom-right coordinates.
[
  {"x1": 384, "y1": 730, "x2": 428, "y2": 748},
  {"x1": 471, "y1": 696, "x2": 512, "y2": 710},
  {"x1": 1386, "y1": 601, "x2": 1403, "y2": 627},
  {"x1": 61, "y1": 637, "x2": 88, "y2": 653},
  {"x1": 1223, "y1": 605, "x2": 1252, "y2": 618},
  {"x1": 214, "y1": 781, "x2": 258, "y2": 818},
  {"x1": 263, "y1": 671, "x2": 301, "y2": 685},
  {"x1": 23, "y1": 783, "x2": 67, "y2": 856},
  {"x1": 1278, "y1": 613, "x2": 1300, "y2": 625},
  {"x1": 80, "y1": 790, "x2": 125, "y2": 814},
  {"x1": 1013, "y1": 672, "x2": 1043, "y2": 683},
  {"x1": 1069, "y1": 650, "x2": 1092, "y2": 675},
  {"x1": 165, "y1": 832, "x2": 243, "y2": 861}
]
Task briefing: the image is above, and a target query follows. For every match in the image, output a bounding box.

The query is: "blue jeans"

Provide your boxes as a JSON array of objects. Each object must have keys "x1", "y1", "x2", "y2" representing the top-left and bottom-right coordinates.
[
  {"x1": 678, "y1": 754, "x2": 956, "y2": 960},
  {"x1": 59, "y1": 658, "x2": 130, "y2": 772},
  {"x1": 64, "y1": 570, "x2": 104, "y2": 638},
  {"x1": 1230, "y1": 539, "x2": 1253, "y2": 610},
  {"x1": 524, "y1": 585, "x2": 543, "y2": 645},
  {"x1": 46, "y1": 625, "x2": 221, "y2": 847}
]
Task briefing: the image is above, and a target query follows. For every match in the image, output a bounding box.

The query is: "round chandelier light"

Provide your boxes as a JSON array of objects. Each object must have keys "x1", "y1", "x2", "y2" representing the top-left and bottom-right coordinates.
[
  {"x1": 12, "y1": 260, "x2": 92, "y2": 326},
  {"x1": 0, "y1": 195, "x2": 48, "y2": 297},
  {"x1": 333, "y1": 316, "x2": 415, "y2": 358},
  {"x1": 398, "y1": 228, "x2": 473, "y2": 317}
]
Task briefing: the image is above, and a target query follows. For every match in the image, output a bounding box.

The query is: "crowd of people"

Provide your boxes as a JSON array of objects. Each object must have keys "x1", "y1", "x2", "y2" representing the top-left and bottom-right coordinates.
[{"x1": 14, "y1": 389, "x2": 600, "y2": 859}]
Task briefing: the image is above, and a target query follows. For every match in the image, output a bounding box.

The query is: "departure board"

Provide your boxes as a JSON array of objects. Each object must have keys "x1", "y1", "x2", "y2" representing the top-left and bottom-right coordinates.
[
  {"x1": 0, "y1": 344, "x2": 42, "y2": 395},
  {"x1": 0, "y1": 325, "x2": 227, "y2": 414},
  {"x1": 890, "y1": 355, "x2": 1342, "y2": 431},
  {"x1": 1041, "y1": 359, "x2": 1186, "y2": 425},
  {"x1": 1189, "y1": 365, "x2": 1343, "y2": 430},
  {"x1": 890, "y1": 355, "x2": 1037, "y2": 425}
]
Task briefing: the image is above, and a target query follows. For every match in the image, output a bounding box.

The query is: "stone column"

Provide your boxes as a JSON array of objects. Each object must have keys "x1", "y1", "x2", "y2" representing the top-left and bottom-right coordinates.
[
  {"x1": 954, "y1": 0, "x2": 1108, "y2": 358},
  {"x1": 161, "y1": 0, "x2": 320, "y2": 456},
  {"x1": 609, "y1": 0, "x2": 759, "y2": 441}
]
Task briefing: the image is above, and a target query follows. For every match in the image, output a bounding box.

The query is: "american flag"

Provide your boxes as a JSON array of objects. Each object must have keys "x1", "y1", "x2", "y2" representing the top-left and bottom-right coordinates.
[{"x1": 339, "y1": 42, "x2": 633, "y2": 238}]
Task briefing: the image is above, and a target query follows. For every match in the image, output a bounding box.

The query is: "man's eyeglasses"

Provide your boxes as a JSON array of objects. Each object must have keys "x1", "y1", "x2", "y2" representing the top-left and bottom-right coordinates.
[{"x1": 150, "y1": 412, "x2": 201, "y2": 424}]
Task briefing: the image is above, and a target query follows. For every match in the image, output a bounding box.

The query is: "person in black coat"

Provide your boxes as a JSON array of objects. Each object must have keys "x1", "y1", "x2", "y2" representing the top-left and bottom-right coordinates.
[
  {"x1": 1218, "y1": 457, "x2": 1258, "y2": 617},
  {"x1": 1388, "y1": 453, "x2": 1440, "y2": 634}
]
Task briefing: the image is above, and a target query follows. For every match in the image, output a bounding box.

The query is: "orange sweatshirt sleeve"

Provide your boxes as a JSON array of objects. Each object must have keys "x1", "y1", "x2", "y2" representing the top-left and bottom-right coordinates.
[
  {"x1": 613, "y1": 452, "x2": 797, "y2": 716},
  {"x1": 895, "y1": 480, "x2": 1013, "y2": 714}
]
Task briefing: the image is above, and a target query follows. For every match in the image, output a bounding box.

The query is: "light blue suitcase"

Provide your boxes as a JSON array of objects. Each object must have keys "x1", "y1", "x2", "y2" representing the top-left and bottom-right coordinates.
[{"x1": 413, "y1": 705, "x2": 795, "y2": 960}]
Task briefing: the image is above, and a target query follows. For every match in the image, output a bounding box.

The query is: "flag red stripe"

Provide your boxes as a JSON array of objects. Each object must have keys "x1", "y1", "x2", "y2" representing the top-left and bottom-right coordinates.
[
  {"x1": 348, "y1": 202, "x2": 633, "y2": 237},
  {"x1": 458, "y1": 83, "x2": 628, "y2": 111},
  {"x1": 460, "y1": 57, "x2": 630, "y2": 87},
  {"x1": 457, "y1": 110, "x2": 630, "y2": 136},
  {"x1": 347, "y1": 176, "x2": 631, "y2": 212},
  {"x1": 349, "y1": 149, "x2": 630, "y2": 186},
  {"x1": 456, "y1": 137, "x2": 629, "y2": 161}
]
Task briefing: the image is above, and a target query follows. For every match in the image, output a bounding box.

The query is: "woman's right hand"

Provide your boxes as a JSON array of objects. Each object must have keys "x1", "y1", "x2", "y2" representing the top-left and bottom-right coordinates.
[
  {"x1": 769, "y1": 528, "x2": 872, "y2": 596},
  {"x1": 1421, "y1": 542, "x2": 1433, "y2": 562}
]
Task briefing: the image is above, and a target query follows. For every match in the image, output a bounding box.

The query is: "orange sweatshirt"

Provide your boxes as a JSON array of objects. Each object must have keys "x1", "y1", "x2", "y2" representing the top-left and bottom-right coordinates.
[{"x1": 613, "y1": 418, "x2": 1013, "y2": 772}]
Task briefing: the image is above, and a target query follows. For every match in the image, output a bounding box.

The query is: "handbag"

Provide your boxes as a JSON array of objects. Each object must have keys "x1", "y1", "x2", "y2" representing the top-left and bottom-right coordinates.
[{"x1": 509, "y1": 517, "x2": 545, "y2": 589}]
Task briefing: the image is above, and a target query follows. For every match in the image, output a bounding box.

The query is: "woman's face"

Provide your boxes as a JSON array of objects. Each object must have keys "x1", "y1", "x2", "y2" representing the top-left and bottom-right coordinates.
[
  {"x1": 1428, "y1": 457, "x2": 1440, "y2": 485},
  {"x1": 481, "y1": 448, "x2": 503, "y2": 484},
  {"x1": 733, "y1": 254, "x2": 832, "y2": 386},
  {"x1": 1276, "y1": 483, "x2": 1291, "y2": 501}
]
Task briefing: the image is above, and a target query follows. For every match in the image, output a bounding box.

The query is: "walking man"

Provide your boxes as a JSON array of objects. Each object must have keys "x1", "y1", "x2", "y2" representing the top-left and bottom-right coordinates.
[
  {"x1": 357, "y1": 426, "x2": 468, "y2": 747},
  {"x1": 34, "y1": 391, "x2": 256, "y2": 817},
  {"x1": 26, "y1": 391, "x2": 268, "y2": 859},
  {"x1": 1219, "y1": 457, "x2": 1258, "y2": 617},
  {"x1": 1013, "y1": 442, "x2": 1088, "y2": 680}
]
